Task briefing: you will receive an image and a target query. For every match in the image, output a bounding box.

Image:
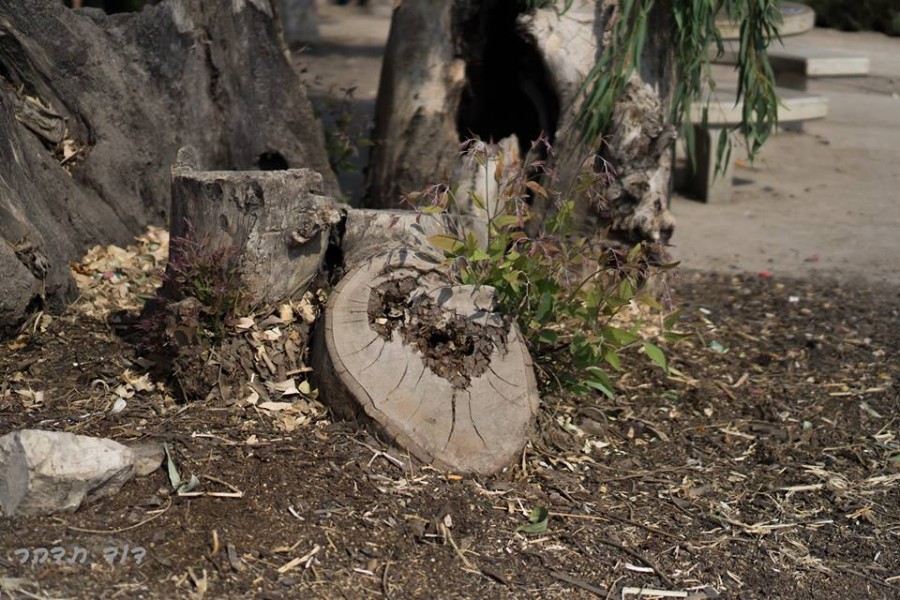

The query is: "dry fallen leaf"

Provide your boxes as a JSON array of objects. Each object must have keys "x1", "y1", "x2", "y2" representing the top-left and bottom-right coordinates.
[
  {"x1": 123, "y1": 370, "x2": 155, "y2": 392},
  {"x1": 14, "y1": 389, "x2": 44, "y2": 407},
  {"x1": 115, "y1": 384, "x2": 136, "y2": 399},
  {"x1": 234, "y1": 317, "x2": 255, "y2": 330},
  {"x1": 258, "y1": 401, "x2": 295, "y2": 412},
  {"x1": 272, "y1": 379, "x2": 297, "y2": 394},
  {"x1": 278, "y1": 304, "x2": 294, "y2": 323}
]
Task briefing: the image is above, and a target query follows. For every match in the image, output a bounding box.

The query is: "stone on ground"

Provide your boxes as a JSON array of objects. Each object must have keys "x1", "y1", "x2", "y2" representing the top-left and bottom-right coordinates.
[{"x1": 0, "y1": 430, "x2": 136, "y2": 517}]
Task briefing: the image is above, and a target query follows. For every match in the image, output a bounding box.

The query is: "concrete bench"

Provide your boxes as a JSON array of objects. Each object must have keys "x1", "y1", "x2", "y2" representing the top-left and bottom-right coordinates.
[
  {"x1": 678, "y1": 86, "x2": 828, "y2": 203},
  {"x1": 715, "y1": 44, "x2": 871, "y2": 90}
]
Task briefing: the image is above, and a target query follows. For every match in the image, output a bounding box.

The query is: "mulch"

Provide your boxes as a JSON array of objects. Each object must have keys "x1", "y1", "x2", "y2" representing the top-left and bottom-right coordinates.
[{"x1": 1, "y1": 232, "x2": 897, "y2": 599}]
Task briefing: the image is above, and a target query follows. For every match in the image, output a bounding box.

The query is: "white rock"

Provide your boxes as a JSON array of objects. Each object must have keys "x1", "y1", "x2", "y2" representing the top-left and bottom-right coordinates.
[{"x1": 0, "y1": 430, "x2": 136, "y2": 517}]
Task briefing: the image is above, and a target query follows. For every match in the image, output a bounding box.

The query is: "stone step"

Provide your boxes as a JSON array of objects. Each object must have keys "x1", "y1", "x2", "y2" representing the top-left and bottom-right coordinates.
[
  {"x1": 713, "y1": 43, "x2": 871, "y2": 90},
  {"x1": 690, "y1": 86, "x2": 829, "y2": 126},
  {"x1": 679, "y1": 87, "x2": 828, "y2": 204}
]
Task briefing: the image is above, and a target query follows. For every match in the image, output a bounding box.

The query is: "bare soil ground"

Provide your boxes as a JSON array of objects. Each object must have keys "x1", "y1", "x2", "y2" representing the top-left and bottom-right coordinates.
[{"x1": 1, "y1": 232, "x2": 898, "y2": 599}]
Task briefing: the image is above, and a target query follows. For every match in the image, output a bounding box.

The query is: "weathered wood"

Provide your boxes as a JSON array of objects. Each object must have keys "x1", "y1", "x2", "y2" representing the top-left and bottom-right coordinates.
[
  {"x1": 168, "y1": 149, "x2": 342, "y2": 306},
  {"x1": 0, "y1": 0, "x2": 336, "y2": 334},
  {"x1": 340, "y1": 208, "x2": 486, "y2": 272},
  {"x1": 366, "y1": 0, "x2": 677, "y2": 246},
  {"x1": 314, "y1": 248, "x2": 540, "y2": 475}
]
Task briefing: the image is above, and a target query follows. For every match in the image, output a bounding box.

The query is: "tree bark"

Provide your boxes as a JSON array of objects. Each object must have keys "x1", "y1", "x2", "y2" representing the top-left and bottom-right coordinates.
[
  {"x1": 167, "y1": 147, "x2": 342, "y2": 307},
  {"x1": 0, "y1": 0, "x2": 336, "y2": 334},
  {"x1": 366, "y1": 0, "x2": 676, "y2": 247}
]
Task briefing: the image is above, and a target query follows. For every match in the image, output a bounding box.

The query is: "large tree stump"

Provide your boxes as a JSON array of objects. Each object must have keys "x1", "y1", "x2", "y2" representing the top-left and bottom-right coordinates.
[
  {"x1": 0, "y1": 0, "x2": 336, "y2": 334},
  {"x1": 366, "y1": 0, "x2": 676, "y2": 246},
  {"x1": 314, "y1": 248, "x2": 540, "y2": 475},
  {"x1": 167, "y1": 148, "x2": 342, "y2": 306}
]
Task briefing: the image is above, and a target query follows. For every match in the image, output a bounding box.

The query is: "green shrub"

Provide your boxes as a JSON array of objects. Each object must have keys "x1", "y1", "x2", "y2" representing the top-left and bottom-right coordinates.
[{"x1": 409, "y1": 141, "x2": 680, "y2": 397}]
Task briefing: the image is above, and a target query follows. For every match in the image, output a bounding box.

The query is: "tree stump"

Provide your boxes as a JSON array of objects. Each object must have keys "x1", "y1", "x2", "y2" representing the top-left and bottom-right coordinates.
[
  {"x1": 339, "y1": 208, "x2": 486, "y2": 272},
  {"x1": 314, "y1": 248, "x2": 540, "y2": 475},
  {"x1": 168, "y1": 148, "x2": 343, "y2": 306}
]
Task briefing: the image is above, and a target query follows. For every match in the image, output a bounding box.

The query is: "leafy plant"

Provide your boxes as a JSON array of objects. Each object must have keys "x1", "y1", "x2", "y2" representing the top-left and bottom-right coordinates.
[
  {"x1": 139, "y1": 222, "x2": 246, "y2": 347},
  {"x1": 409, "y1": 141, "x2": 676, "y2": 397}
]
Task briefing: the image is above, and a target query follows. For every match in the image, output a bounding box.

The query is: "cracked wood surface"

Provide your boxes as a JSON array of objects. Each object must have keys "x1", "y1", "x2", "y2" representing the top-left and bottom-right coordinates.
[{"x1": 315, "y1": 248, "x2": 540, "y2": 474}]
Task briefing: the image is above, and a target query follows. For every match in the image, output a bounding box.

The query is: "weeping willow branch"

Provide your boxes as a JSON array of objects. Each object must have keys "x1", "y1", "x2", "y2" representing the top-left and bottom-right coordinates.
[{"x1": 524, "y1": 0, "x2": 781, "y2": 165}]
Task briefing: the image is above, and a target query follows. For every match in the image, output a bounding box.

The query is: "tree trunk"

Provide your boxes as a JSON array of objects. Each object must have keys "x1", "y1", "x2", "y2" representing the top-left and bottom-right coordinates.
[
  {"x1": 0, "y1": 0, "x2": 336, "y2": 334},
  {"x1": 366, "y1": 0, "x2": 676, "y2": 247}
]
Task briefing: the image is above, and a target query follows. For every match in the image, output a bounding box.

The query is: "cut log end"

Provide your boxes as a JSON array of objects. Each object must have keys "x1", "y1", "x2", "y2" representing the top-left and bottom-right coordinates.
[
  {"x1": 314, "y1": 247, "x2": 540, "y2": 475},
  {"x1": 167, "y1": 159, "x2": 343, "y2": 307}
]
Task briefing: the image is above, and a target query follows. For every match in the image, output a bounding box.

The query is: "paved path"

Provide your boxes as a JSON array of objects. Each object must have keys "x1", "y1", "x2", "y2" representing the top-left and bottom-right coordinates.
[{"x1": 672, "y1": 28, "x2": 900, "y2": 286}]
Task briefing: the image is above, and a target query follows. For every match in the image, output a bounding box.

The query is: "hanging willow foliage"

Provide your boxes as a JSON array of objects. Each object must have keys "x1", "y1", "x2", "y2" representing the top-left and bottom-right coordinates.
[{"x1": 525, "y1": 0, "x2": 781, "y2": 163}]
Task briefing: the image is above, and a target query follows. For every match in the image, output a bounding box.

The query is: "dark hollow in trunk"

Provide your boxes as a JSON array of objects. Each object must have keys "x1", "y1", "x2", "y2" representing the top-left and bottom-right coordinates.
[
  {"x1": 366, "y1": 0, "x2": 677, "y2": 249},
  {"x1": 454, "y1": 0, "x2": 561, "y2": 158}
]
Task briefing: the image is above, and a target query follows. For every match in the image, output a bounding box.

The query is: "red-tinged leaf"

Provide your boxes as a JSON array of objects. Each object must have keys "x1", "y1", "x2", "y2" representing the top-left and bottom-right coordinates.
[{"x1": 524, "y1": 180, "x2": 549, "y2": 198}]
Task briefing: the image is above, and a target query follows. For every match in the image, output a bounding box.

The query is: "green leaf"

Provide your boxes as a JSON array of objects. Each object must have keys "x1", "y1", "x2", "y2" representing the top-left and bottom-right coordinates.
[
  {"x1": 643, "y1": 342, "x2": 668, "y2": 374},
  {"x1": 536, "y1": 330, "x2": 559, "y2": 345},
  {"x1": 516, "y1": 506, "x2": 549, "y2": 534},
  {"x1": 663, "y1": 310, "x2": 683, "y2": 330},
  {"x1": 176, "y1": 474, "x2": 201, "y2": 495},
  {"x1": 427, "y1": 234, "x2": 462, "y2": 253},
  {"x1": 535, "y1": 292, "x2": 554, "y2": 321},
  {"x1": 163, "y1": 442, "x2": 181, "y2": 490},
  {"x1": 584, "y1": 379, "x2": 614, "y2": 398},
  {"x1": 493, "y1": 214, "x2": 522, "y2": 229},
  {"x1": 603, "y1": 326, "x2": 640, "y2": 346},
  {"x1": 664, "y1": 331, "x2": 691, "y2": 344},
  {"x1": 470, "y1": 248, "x2": 491, "y2": 261},
  {"x1": 627, "y1": 241, "x2": 643, "y2": 263},
  {"x1": 603, "y1": 349, "x2": 622, "y2": 371},
  {"x1": 584, "y1": 366, "x2": 616, "y2": 399}
]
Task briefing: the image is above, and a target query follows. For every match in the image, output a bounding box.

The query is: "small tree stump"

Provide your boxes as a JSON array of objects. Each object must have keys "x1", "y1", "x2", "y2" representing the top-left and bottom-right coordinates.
[
  {"x1": 314, "y1": 248, "x2": 539, "y2": 474},
  {"x1": 169, "y1": 148, "x2": 342, "y2": 306}
]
